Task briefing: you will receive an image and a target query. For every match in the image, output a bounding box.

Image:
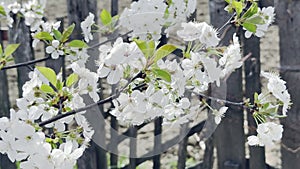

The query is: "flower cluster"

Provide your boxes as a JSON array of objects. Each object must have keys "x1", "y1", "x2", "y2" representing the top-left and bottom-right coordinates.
[
  {"x1": 119, "y1": 0, "x2": 197, "y2": 41},
  {"x1": 177, "y1": 22, "x2": 220, "y2": 47},
  {"x1": 0, "y1": 67, "x2": 96, "y2": 169},
  {"x1": 247, "y1": 122, "x2": 283, "y2": 146},
  {"x1": 1, "y1": 0, "x2": 46, "y2": 28}
]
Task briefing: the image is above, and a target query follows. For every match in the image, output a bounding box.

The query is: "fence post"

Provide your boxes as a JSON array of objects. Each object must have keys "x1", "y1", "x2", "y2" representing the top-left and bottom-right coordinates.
[
  {"x1": 0, "y1": 26, "x2": 16, "y2": 169},
  {"x1": 110, "y1": 1, "x2": 119, "y2": 168},
  {"x1": 129, "y1": 126, "x2": 137, "y2": 169},
  {"x1": 242, "y1": 33, "x2": 266, "y2": 168},
  {"x1": 66, "y1": 0, "x2": 107, "y2": 169},
  {"x1": 275, "y1": 0, "x2": 300, "y2": 168},
  {"x1": 8, "y1": 16, "x2": 34, "y2": 97},
  {"x1": 209, "y1": 0, "x2": 246, "y2": 169}
]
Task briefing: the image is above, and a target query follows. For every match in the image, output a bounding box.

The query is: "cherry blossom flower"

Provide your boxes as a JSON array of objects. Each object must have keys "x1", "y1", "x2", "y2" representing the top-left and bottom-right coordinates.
[
  {"x1": 46, "y1": 40, "x2": 64, "y2": 59},
  {"x1": 80, "y1": 12, "x2": 95, "y2": 43},
  {"x1": 247, "y1": 122, "x2": 283, "y2": 146},
  {"x1": 213, "y1": 106, "x2": 228, "y2": 124},
  {"x1": 219, "y1": 33, "x2": 243, "y2": 77},
  {"x1": 261, "y1": 71, "x2": 291, "y2": 116}
]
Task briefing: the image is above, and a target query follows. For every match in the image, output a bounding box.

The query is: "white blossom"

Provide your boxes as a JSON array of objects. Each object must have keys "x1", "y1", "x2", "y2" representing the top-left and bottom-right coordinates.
[
  {"x1": 213, "y1": 106, "x2": 228, "y2": 124},
  {"x1": 80, "y1": 12, "x2": 95, "y2": 43},
  {"x1": 219, "y1": 33, "x2": 243, "y2": 77},
  {"x1": 46, "y1": 40, "x2": 64, "y2": 59},
  {"x1": 247, "y1": 122, "x2": 283, "y2": 146}
]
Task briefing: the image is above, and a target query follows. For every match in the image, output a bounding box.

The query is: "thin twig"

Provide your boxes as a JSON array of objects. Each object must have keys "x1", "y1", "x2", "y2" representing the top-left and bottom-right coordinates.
[{"x1": 1, "y1": 56, "x2": 51, "y2": 71}]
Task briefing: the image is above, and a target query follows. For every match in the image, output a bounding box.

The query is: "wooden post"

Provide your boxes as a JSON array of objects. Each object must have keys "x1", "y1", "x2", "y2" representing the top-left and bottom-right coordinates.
[
  {"x1": 242, "y1": 33, "x2": 266, "y2": 168},
  {"x1": 8, "y1": 17, "x2": 34, "y2": 97},
  {"x1": 275, "y1": 0, "x2": 300, "y2": 168},
  {"x1": 0, "y1": 26, "x2": 16, "y2": 169},
  {"x1": 110, "y1": 1, "x2": 119, "y2": 168},
  {"x1": 153, "y1": 117, "x2": 162, "y2": 169},
  {"x1": 129, "y1": 126, "x2": 137, "y2": 169},
  {"x1": 177, "y1": 124, "x2": 189, "y2": 169},
  {"x1": 66, "y1": 0, "x2": 107, "y2": 169},
  {"x1": 209, "y1": 0, "x2": 246, "y2": 169}
]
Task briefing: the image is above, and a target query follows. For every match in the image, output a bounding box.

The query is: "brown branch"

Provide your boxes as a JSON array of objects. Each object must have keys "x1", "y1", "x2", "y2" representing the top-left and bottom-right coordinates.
[{"x1": 1, "y1": 56, "x2": 51, "y2": 71}]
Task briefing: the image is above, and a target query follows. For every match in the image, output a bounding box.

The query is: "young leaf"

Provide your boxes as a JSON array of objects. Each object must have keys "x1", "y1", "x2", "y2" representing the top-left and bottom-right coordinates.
[
  {"x1": 40, "y1": 84, "x2": 55, "y2": 94},
  {"x1": 0, "y1": 44, "x2": 3, "y2": 56},
  {"x1": 134, "y1": 39, "x2": 155, "y2": 59},
  {"x1": 53, "y1": 29, "x2": 62, "y2": 41},
  {"x1": 56, "y1": 80, "x2": 63, "y2": 91},
  {"x1": 152, "y1": 68, "x2": 171, "y2": 82},
  {"x1": 242, "y1": 22, "x2": 257, "y2": 33},
  {"x1": 232, "y1": 1, "x2": 243, "y2": 16},
  {"x1": 4, "y1": 44, "x2": 20, "y2": 57},
  {"x1": 61, "y1": 24, "x2": 75, "y2": 43},
  {"x1": 68, "y1": 40, "x2": 88, "y2": 48},
  {"x1": 34, "y1": 32, "x2": 54, "y2": 41},
  {"x1": 66, "y1": 73, "x2": 79, "y2": 87},
  {"x1": 153, "y1": 44, "x2": 177, "y2": 63},
  {"x1": 100, "y1": 9, "x2": 112, "y2": 25},
  {"x1": 0, "y1": 5, "x2": 6, "y2": 16},
  {"x1": 242, "y1": 2, "x2": 258, "y2": 19},
  {"x1": 36, "y1": 66, "x2": 57, "y2": 86},
  {"x1": 245, "y1": 15, "x2": 265, "y2": 25}
]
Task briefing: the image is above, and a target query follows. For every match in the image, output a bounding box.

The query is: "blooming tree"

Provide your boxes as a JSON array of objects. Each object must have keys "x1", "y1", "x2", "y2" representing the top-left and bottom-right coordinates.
[{"x1": 0, "y1": 0, "x2": 292, "y2": 168}]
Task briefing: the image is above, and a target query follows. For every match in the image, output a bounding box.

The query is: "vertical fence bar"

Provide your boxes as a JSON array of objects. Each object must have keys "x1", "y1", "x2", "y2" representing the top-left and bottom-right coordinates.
[
  {"x1": 45, "y1": 17, "x2": 65, "y2": 75},
  {"x1": 9, "y1": 16, "x2": 34, "y2": 97},
  {"x1": 0, "y1": 26, "x2": 16, "y2": 169},
  {"x1": 177, "y1": 123, "x2": 189, "y2": 169},
  {"x1": 110, "y1": 1, "x2": 119, "y2": 168},
  {"x1": 242, "y1": 32, "x2": 266, "y2": 168},
  {"x1": 209, "y1": 0, "x2": 246, "y2": 169},
  {"x1": 129, "y1": 126, "x2": 137, "y2": 169},
  {"x1": 66, "y1": 0, "x2": 107, "y2": 169},
  {"x1": 153, "y1": 117, "x2": 162, "y2": 169},
  {"x1": 276, "y1": 0, "x2": 300, "y2": 168}
]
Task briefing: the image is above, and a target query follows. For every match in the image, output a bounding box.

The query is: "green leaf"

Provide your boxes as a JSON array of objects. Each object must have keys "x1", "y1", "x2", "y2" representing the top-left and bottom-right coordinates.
[
  {"x1": 152, "y1": 68, "x2": 171, "y2": 82},
  {"x1": 0, "y1": 5, "x2": 6, "y2": 16},
  {"x1": 0, "y1": 44, "x2": 3, "y2": 56},
  {"x1": 56, "y1": 80, "x2": 63, "y2": 90},
  {"x1": 68, "y1": 40, "x2": 88, "y2": 48},
  {"x1": 66, "y1": 73, "x2": 79, "y2": 87},
  {"x1": 61, "y1": 24, "x2": 75, "y2": 43},
  {"x1": 34, "y1": 32, "x2": 54, "y2": 41},
  {"x1": 53, "y1": 29, "x2": 62, "y2": 41},
  {"x1": 245, "y1": 15, "x2": 265, "y2": 25},
  {"x1": 100, "y1": 9, "x2": 112, "y2": 25},
  {"x1": 232, "y1": 1, "x2": 243, "y2": 16},
  {"x1": 40, "y1": 84, "x2": 55, "y2": 94},
  {"x1": 242, "y1": 22, "x2": 257, "y2": 33},
  {"x1": 4, "y1": 44, "x2": 20, "y2": 57},
  {"x1": 153, "y1": 44, "x2": 177, "y2": 63},
  {"x1": 254, "y1": 92, "x2": 259, "y2": 103},
  {"x1": 242, "y1": 2, "x2": 258, "y2": 19},
  {"x1": 134, "y1": 39, "x2": 155, "y2": 59},
  {"x1": 36, "y1": 66, "x2": 57, "y2": 86}
]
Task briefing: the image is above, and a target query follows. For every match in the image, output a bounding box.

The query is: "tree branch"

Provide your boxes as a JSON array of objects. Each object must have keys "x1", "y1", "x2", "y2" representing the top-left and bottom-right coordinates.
[
  {"x1": 1, "y1": 56, "x2": 51, "y2": 71},
  {"x1": 39, "y1": 71, "x2": 143, "y2": 126}
]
